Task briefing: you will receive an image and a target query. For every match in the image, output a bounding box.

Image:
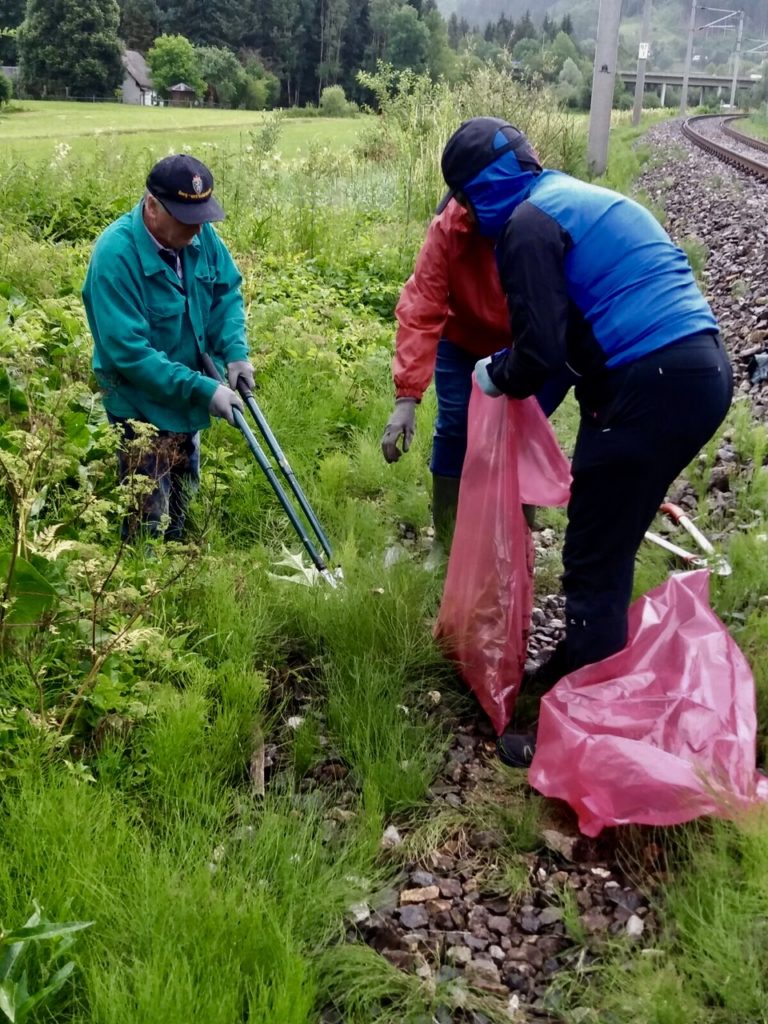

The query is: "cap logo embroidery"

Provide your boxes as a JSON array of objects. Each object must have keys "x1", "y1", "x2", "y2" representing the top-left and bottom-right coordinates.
[
  {"x1": 176, "y1": 184, "x2": 212, "y2": 200},
  {"x1": 192, "y1": 173, "x2": 203, "y2": 195}
]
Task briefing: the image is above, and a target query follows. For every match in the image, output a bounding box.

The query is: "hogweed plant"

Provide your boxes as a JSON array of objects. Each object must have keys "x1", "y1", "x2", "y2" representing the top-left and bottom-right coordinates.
[{"x1": 0, "y1": 291, "x2": 200, "y2": 746}]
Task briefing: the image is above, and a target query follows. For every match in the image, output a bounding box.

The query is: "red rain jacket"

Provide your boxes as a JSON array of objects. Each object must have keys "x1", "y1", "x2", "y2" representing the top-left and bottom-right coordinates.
[{"x1": 393, "y1": 199, "x2": 512, "y2": 400}]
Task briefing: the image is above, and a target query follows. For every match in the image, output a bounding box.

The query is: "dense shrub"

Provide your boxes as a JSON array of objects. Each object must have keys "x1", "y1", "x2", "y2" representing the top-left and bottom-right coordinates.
[
  {"x1": 319, "y1": 85, "x2": 357, "y2": 117},
  {"x1": 0, "y1": 72, "x2": 12, "y2": 106}
]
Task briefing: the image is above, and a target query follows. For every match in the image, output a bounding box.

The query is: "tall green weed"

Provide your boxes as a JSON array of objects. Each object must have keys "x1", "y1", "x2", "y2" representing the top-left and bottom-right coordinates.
[{"x1": 357, "y1": 61, "x2": 583, "y2": 229}]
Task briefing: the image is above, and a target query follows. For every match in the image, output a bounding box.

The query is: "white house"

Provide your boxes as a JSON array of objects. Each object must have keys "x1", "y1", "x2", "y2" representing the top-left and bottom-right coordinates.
[{"x1": 121, "y1": 50, "x2": 155, "y2": 105}]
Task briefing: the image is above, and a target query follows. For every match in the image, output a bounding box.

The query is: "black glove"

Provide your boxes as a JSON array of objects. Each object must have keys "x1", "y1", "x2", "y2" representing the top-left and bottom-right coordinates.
[{"x1": 381, "y1": 398, "x2": 417, "y2": 463}]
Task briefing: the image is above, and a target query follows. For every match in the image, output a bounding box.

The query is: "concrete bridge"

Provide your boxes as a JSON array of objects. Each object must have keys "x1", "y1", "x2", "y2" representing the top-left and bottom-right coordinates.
[{"x1": 618, "y1": 69, "x2": 758, "y2": 105}]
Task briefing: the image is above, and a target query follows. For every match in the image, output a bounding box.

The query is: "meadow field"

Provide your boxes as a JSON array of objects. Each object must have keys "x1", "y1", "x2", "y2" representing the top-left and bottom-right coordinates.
[
  {"x1": 0, "y1": 99, "x2": 366, "y2": 160},
  {"x1": 1, "y1": 80, "x2": 768, "y2": 1023}
]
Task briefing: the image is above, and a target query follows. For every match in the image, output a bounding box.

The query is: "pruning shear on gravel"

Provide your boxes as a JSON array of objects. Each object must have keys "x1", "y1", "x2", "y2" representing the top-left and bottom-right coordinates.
[{"x1": 645, "y1": 502, "x2": 732, "y2": 577}]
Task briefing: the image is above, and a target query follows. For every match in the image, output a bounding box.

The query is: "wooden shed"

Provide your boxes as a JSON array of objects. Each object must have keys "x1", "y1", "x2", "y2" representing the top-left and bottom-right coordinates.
[{"x1": 168, "y1": 82, "x2": 196, "y2": 107}]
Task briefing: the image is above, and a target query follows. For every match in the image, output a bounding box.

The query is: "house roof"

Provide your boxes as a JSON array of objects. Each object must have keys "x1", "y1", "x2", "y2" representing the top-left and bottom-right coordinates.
[
  {"x1": 121, "y1": 50, "x2": 153, "y2": 90},
  {"x1": 169, "y1": 82, "x2": 196, "y2": 93}
]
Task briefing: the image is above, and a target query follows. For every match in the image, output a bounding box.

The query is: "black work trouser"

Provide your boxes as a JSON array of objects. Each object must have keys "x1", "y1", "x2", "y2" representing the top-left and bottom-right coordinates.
[{"x1": 562, "y1": 332, "x2": 733, "y2": 672}]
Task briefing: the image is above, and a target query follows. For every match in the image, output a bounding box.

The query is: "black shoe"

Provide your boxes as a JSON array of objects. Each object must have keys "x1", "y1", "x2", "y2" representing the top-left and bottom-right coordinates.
[{"x1": 497, "y1": 731, "x2": 537, "y2": 768}]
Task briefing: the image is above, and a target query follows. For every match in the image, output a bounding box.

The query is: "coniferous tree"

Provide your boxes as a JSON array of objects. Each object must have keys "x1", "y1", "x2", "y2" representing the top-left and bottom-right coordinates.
[
  {"x1": 510, "y1": 9, "x2": 534, "y2": 47},
  {"x1": 340, "y1": 0, "x2": 371, "y2": 97},
  {"x1": 496, "y1": 13, "x2": 513, "y2": 46},
  {"x1": 19, "y1": 0, "x2": 123, "y2": 97},
  {"x1": 560, "y1": 13, "x2": 574, "y2": 37},
  {"x1": 252, "y1": 0, "x2": 302, "y2": 104},
  {"x1": 290, "y1": 0, "x2": 321, "y2": 105},
  {"x1": 0, "y1": 0, "x2": 25, "y2": 63},
  {"x1": 447, "y1": 11, "x2": 461, "y2": 49},
  {"x1": 318, "y1": 0, "x2": 350, "y2": 93},
  {"x1": 119, "y1": 0, "x2": 162, "y2": 51},
  {"x1": 160, "y1": 0, "x2": 250, "y2": 49}
]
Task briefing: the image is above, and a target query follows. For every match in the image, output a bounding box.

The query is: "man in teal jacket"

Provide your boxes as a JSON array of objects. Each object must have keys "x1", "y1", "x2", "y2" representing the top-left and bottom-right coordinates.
[{"x1": 82, "y1": 154, "x2": 253, "y2": 541}]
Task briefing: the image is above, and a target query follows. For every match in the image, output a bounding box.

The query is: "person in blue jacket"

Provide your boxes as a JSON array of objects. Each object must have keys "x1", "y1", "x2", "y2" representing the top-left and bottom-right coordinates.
[
  {"x1": 83, "y1": 154, "x2": 254, "y2": 542},
  {"x1": 438, "y1": 117, "x2": 733, "y2": 767}
]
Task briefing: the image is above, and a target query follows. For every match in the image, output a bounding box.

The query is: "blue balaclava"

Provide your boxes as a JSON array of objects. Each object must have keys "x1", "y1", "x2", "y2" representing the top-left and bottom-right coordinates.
[{"x1": 439, "y1": 117, "x2": 543, "y2": 237}]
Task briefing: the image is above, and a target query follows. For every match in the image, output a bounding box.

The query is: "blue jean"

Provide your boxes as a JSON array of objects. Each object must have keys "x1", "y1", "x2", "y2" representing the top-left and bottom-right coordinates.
[
  {"x1": 430, "y1": 338, "x2": 574, "y2": 478},
  {"x1": 108, "y1": 415, "x2": 200, "y2": 542},
  {"x1": 431, "y1": 339, "x2": 477, "y2": 478}
]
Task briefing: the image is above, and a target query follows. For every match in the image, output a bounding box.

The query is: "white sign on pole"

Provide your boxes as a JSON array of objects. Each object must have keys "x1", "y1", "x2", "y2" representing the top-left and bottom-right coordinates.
[{"x1": 638, "y1": 42, "x2": 650, "y2": 59}]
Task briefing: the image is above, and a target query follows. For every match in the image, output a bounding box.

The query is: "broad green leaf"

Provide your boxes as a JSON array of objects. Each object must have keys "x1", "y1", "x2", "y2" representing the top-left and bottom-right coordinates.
[
  {"x1": 0, "y1": 554, "x2": 57, "y2": 626},
  {"x1": 62, "y1": 412, "x2": 92, "y2": 451},
  {"x1": 0, "y1": 371, "x2": 28, "y2": 414}
]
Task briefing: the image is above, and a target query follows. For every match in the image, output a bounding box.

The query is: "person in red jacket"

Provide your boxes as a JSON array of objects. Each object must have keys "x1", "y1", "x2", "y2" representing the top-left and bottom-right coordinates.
[{"x1": 380, "y1": 197, "x2": 513, "y2": 555}]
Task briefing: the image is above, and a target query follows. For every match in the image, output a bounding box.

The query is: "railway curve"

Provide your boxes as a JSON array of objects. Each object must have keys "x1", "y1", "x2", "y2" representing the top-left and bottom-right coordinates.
[{"x1": 682, "y1": 113, "x2": 768, "y2": 181}]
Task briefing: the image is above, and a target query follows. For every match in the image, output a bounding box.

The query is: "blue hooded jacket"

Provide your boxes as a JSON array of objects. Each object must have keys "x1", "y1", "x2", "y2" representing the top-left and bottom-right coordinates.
[{"x1": 441, "y1": 119, "x2": 718, "y2": 398}]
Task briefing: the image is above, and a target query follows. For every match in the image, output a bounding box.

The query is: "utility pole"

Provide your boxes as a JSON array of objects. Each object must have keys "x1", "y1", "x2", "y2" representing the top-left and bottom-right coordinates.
[
  {"x1": 729, "y1": 10, "x2": 744, "y2": 108},
  {"x1": 682, "y1": 5, "x2": 746, "y2": 113},
  {"x1": 680, "y1": 0, "x2": 698, "y2": 113},
  {"x1": 587, "y1": 0, "x2": 623, "y2": 175},
  {"x1": 632, "y1": 0, "x2": 653, "y2": 125}
]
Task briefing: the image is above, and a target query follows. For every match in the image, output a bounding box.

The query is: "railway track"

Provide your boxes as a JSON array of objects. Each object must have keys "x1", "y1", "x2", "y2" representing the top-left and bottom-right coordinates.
[{"x1": 682, "y1": 113, "x2": 768, "y2": 180}]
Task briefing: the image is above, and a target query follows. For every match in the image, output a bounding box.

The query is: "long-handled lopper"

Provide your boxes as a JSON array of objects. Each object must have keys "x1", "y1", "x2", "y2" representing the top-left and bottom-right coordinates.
[
  {"x1": 645, "y1": 502, "x2": 732, "y2": 577},
  {"x1": 201, "y1": 353, "x2": 339, "y2": 588}
]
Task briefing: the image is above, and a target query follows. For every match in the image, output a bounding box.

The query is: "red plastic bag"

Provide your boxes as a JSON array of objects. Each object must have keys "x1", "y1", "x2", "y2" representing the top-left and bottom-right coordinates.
[
  {"x1": 530, "y1": 570, "x2": 768, "y2": 836},
  {"x1": 434, "y1": 384, "x2": 571, "y2": 734}
]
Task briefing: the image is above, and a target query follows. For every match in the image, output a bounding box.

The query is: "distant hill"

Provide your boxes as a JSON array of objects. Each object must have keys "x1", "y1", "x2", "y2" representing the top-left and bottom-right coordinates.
[
  {"x1": 435, "y1": 0, "x2": 766, "y2": 43},
  {"x1": 436, "y1": 0, "x2": 560, "y2": 22},
  {"x1": 435, "y1": 0, "x2": 767, "y2": 70}
]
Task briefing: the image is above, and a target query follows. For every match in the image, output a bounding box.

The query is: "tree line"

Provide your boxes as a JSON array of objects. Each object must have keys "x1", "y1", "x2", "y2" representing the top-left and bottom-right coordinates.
[
  {"x1": 1, "y1": 0, "x2": 588, "y2": 108},
  {"x1": 3, "y1": 0, "x2": 764, "y2": 111}
]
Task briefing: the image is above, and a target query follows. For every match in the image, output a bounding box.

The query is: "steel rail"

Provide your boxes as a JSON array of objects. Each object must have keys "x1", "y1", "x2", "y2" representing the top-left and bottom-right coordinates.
[
  {"x1": 682, "y1": 113, "x2": 768, "y2": 181},
  {"x1": 721, "y1": 116, "x2": 768, "y2": 157}
]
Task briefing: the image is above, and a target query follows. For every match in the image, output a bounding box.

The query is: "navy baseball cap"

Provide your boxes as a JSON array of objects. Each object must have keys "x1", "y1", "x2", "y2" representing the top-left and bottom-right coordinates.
[
  {"x1": 146, "y1": 154, "x2": 225, "y2": 224},
  {"x1": 436, "y1": 117, "x2": 542, "y2": 213}
]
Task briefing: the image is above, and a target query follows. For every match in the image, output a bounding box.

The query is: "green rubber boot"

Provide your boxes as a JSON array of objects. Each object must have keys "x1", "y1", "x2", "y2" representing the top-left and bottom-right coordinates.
[{"x1": 426, "y1": 473, "x2": 461, "y2": 569}]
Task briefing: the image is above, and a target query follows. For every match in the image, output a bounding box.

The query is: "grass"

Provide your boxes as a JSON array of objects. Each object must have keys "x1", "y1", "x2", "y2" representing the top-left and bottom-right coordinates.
[
  {"x1": 0, "y1": 99, "x2": 367, "y2": 159},
  {"x1": 0, "y1": 753, "x2": 362, "y2": 1023},
  {"x1": 1, "y1": 81, "x2": 768, "y2": 1023},
  {"x1": 741, "y1": 110, "x2": 768, "y2": 141}
]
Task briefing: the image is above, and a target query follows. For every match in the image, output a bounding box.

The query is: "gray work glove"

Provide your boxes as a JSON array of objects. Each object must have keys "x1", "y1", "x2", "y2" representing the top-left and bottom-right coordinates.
[
  {"x1": 474, "y1": 356, "x2": 502, "y2": 398},
  {"x1": 208, "y1": 384, "x2": 244, "y2": 425},
  {"x1": 227, "y1": 359, "x2": 255, "y2": 391},
  {"x1": 381, "y1": 398, "x2": 417, "y2": 464}
]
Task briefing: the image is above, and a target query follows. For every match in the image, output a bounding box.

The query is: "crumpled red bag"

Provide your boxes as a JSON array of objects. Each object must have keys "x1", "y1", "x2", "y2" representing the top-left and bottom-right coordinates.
[
  {"x1": 530, "y1": 570, "x2": 768, "y2": 836},
  {"x1": 434, "y1": 384, "x2": 571, "y2": 734}
]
